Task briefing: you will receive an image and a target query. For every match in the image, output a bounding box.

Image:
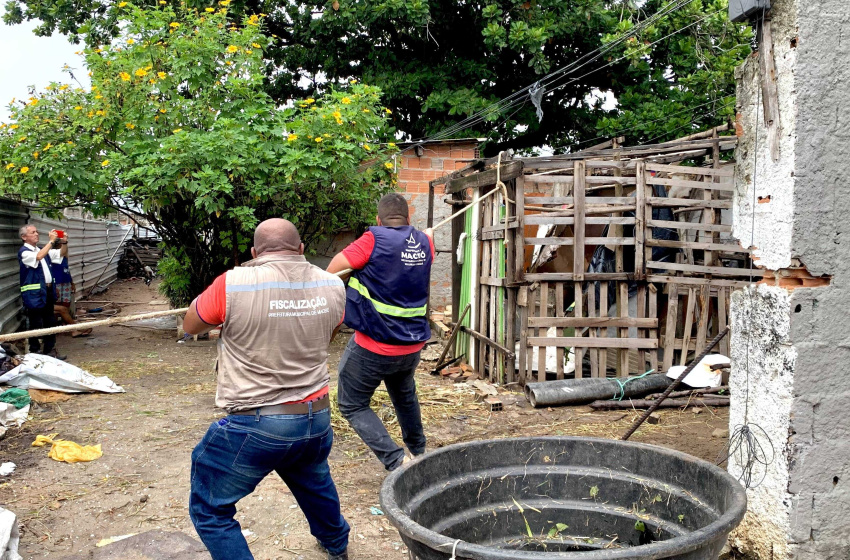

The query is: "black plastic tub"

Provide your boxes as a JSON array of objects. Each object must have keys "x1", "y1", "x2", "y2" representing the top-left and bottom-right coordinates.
[{"x1": 380, "y1": 437, "x2": 746, "y2": 559}]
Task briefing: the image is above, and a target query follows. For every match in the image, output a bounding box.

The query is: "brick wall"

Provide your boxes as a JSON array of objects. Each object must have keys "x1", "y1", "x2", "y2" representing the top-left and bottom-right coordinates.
[{"x1": 398, "y1": 140, "x2": 480, "y2": 309}]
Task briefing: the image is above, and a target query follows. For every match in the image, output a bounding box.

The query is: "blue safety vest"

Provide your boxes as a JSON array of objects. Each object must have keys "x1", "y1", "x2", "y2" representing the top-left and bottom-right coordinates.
[
  {"x1": 18, "y1": 246, "x2": 51, "y2": 310},
  {"x1": 344, "y1": 226, "x2": 432, "y2": 345},
  {"x1": 51, "y1": 256, "x2": 73, "y2": 285}
]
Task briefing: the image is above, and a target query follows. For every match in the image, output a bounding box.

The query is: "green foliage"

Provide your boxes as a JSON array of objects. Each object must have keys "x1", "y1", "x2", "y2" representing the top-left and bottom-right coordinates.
[
  {"x1": 157, "y1": 250, "x2": 193, "y2": 306},
  {"x1": 4, "y1": 0, "x2": 751, "y2": 153},
  {"x1": 0, "y1": 3, "x2": 397, "y2": 304}
]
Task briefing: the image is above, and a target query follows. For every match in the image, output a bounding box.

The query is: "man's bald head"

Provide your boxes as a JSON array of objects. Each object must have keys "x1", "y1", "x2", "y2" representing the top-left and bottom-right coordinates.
[{"x1": 252, "y1": 219, "x2": 303, "y2": 257}]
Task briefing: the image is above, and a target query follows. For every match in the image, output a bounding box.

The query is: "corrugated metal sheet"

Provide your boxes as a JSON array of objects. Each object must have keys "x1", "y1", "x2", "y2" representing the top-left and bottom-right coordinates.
[{"x1": 0, "y1": 199, "x2": 132, "y2": 334}]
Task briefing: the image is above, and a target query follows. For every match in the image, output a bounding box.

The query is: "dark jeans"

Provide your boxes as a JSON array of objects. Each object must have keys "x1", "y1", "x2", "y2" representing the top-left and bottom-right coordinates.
[
  {"x1": 25, "y1": 287, "x2": 55, "y2": 354},
  {"x1": 337, "y1": 337, "x2": 425, "y2": 470},
  {"x1": 189, "y1": 406, "x2": 349, "y2": 560}
]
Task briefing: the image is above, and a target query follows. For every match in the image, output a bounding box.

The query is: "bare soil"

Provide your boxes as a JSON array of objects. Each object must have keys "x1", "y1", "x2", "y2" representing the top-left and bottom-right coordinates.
[{"x1": 0, "y1": 279, "x2": 731, "y2": 560}]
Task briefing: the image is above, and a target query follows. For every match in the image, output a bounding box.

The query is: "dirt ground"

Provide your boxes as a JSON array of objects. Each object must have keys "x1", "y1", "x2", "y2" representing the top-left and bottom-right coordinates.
[{"x1": 0, "y1": 279, "x2": 731, "y2": 559}]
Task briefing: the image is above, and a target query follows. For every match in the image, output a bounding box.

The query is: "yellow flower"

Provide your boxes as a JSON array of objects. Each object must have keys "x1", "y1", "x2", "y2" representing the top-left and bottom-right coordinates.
[
  {"x1": 173, "y1": 128, "x2": 182, "y2": 133},
  {"x1": 315, "y1": 137, "x2": 323, "y2": 143},
  {"x1": 119, "y1": 1, "x2": 128, "y2": 6},
  {"x1": 384, "y1": 162, "x2": 393, "y2": 169},
  {"x1": 19, "y1": 167, "x2": 29, "y2": 174},
  {"x1": 159, "y1": 108, "x2": 167, "y2": 113},
  {"x1": 28, "y1": 97, "x2": 38, "y2": 106},
  {"x1": 18, "y1": 136, "x2": 26, "y2": 142},
  {"x1": 169, "y1": 22, "x2": 179, "y2": 28},
  {"x1": 388, "y1": 142, "x2": 397, "y2": 148},
  {"x1": 384, "y1": 108, "x2": 392, "y2": 114},
  {"x1": 44, "y1": 143, "x2": 52, "y2": 150},
  {"x1": 363, "y1": 143, "x2": 371, "y2": 151},
  {"x1": 120, "y1": 72, "x2": 131, "y2": 81},
  {"x1": 10, "y1": 124, "x2": 18, "y2": 130},
  {"x1": 149, "y1": 78, "x2": 156, "y2": 84},
  {"x1": 74, "y1": 106, "x2": 82, "y2": 110},
  {"x1": 127, "y1": 39, "x2": 135, "y2": 45},
  {"x1": 158, "y1": 72, "x2": 167, "y2": 79},
  {"x1": 332, "y1": 111, "x2": 342, "y2": 118},
  {"x1": 59, "y1": 85, "x2": 69, "y2": 91},
  {"x1": 219, "y1": 0, "x2": 230, "y2": 5},
  {"x1": 159, "y1": 1, "x2": 166, "y2": 4},
  {"x1": 341, "y1": 97, "x2": 351, "y2": 105},
  {"x1": 101, "y1": 160, "x2": 109, "y2": 167},
  {"x1": 225, "y1": 61, "x2": 233, "y2": 66},
  {"x1": 305, "y1": 98, "x2": 315, "y2": 104},
  {"x1": 135, "y1": 68, "x2": 148, "y2": 77},
  {"x1": 205, "y1": 7, "x2": 215, "y2": 11},
  {"x1": 33, "y1": 152, "x2": 39, "y2": 159},
  {"x1": 4, "y1": 163, "x2": 14, "y2": 170},
  {"x1": 362, "y1": 108, "x2": 370, "y2": 113},
  {"x1": 87, "y1": 111, "x2": 94, "y2": 117},
  {"x1": 95, "y1": 94, "x2": 103, "y2": 99},
  {"x1": 287, "y1": 134, "x2": 298, "y2": 142},
  {"x1": 126, "y1": 122, "x2": 136, "y2": 129},
  {"x1": 67, "y1": 141, "x2": 74, "y2": 145},
  {"x1": 252, "y1": 42, "x2": 261, "y2": 48},
  {"x1": 245, "y1": 49, "x2": 253, "y2": 55},
  {"x1": 226, "y1": 45, "x2": 239, "y2": 53},
  {"x1": 95, "y1": 110, "x2": 105, "y2": 116}
]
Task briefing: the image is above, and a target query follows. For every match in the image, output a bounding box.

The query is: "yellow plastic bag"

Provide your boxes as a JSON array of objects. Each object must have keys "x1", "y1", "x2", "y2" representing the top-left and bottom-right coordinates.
[{"x1": 32, "y1": 433, "x2": 103, "y2": 463}]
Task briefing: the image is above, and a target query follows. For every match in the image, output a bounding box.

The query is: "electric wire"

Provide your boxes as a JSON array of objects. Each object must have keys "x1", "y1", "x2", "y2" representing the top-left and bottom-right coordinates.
[{"x1": 714, "y1": 8, "x2": 775, "y2": 489}]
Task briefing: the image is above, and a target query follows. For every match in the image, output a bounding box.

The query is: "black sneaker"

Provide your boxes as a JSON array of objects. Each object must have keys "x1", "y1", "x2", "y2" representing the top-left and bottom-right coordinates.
[
  {"x1": 317, "y1": 540, "x2": 349, "y2": 559},
  {"x1": 47, "y1": 349, "x2": 67, "y2": 361}
]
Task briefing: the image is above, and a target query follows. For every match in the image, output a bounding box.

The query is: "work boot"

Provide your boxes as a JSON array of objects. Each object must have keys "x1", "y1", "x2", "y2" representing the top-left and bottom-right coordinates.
[
  {"x1": 47, "y1": 348, "x2": 67, "y2": 361},
  {"x1": 316, "y1": 540, "x2": 349, "y2": 559}
]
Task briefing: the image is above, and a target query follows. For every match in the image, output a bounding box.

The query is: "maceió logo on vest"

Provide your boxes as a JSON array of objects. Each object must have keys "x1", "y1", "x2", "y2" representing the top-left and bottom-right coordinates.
[
  {"x1": 401, "y1": 233, "x2": 427, "y2": 266},
  {"x1": 268, "y1": 296, "x2": 329, "y2": 318}
]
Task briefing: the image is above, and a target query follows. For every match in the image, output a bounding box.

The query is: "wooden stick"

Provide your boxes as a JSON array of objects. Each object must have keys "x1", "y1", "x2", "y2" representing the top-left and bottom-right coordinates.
[
  {"x1": 645, "y1": 386, "x2": 729, "y2": 400},
  {"x1": 1, "y1": 268, "x2": 354, "y2": 343},
  {"x1": 590, "y1": 397, "x2": 731, "y2": 410}
]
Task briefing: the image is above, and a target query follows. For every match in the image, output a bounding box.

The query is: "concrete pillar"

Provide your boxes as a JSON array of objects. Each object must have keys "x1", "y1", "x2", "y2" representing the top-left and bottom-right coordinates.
[{"x1": 729, "y1": 0, "x2": 850, "y2": 558}]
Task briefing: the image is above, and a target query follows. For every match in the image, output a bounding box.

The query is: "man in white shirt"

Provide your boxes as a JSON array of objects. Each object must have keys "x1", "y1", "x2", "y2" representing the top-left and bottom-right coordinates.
[{"x1": 18, "y1": 225, "x2": 67, "y2": 358}]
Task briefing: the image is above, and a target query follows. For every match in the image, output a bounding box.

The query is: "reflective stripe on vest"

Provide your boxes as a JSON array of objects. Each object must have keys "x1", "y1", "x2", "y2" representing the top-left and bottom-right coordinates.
[
  {"x1": 348, "y1": 277, "x2": 427, "y2": 318},
  {"x1": 21, "y1": 284, "x2": 41, "y2": 292}
]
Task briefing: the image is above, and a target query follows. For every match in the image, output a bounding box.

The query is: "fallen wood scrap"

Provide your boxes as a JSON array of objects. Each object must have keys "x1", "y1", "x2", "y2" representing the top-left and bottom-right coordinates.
[
  {"x1": 645, "y1": 386, "x2": 729, "y2": 400},
  {"x1": 590, "y1": 397, "x2": 730, "y2": 410}
]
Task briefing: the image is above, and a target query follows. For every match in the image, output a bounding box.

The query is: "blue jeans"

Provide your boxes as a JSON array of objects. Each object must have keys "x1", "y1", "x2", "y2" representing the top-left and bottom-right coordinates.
[
  {"x1": 337, "y1": 337, "x2": 426, "y2": 470},
  {"x1": 189, "y1": 406, "x2": 349, "y2": 559}
]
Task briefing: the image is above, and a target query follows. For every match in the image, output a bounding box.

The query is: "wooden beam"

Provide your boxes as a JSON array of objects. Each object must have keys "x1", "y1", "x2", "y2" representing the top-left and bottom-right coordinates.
[
  {"x1": 460, "y1": 326, "x2": 515, "y2": 359},
  {"x1": 646, "y1": 163, "x2": 734, "y2": 177},
  {"x1": 647, "y1": 261, "x2": 766, "y2": 277},
  {"x1": 527, "y1": 337, "x2": 658, "y2": 349},
  {"x1": 444, "y1": 161, "x2": 524, "y2": 194},
  {"x1": 528, "y1": 317, "x2": 658, "y2": 328}
]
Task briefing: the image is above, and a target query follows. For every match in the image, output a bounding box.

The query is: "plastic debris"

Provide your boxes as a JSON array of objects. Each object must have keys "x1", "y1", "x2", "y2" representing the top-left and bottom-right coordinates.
[
  {"x1": 0, "y1": 463, "x2": 14, "y2": 476},
  {"x1": 96, "y1": 534, "x2": 137, "y2": 547},
  {"x1": 0, "y1": 354, "x2": 124, "y2": 393},
  {"x1": 370, "y1": 506, "x2": 384, "y2": 516},
  {"x1": 0, "y1": 506, "x2": 22, "y2": 560},
  {"x1": 666, "y1": 354, "x2": 730, "y2": 388},
  {"x1": 0, "y1": 389, "x2": 30, "y2": 410},
  {"x1": 0, "y1": 404, "x2": 30, "y2": 440},
  {"x1": 32, "y1": 434, "x2": 103, "y2": 463}
]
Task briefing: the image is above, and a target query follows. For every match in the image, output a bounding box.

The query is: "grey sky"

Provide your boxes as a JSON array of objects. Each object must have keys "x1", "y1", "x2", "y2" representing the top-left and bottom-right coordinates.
[{"x1": 0, "y1": 7, "x2": 90, "y2": 121}]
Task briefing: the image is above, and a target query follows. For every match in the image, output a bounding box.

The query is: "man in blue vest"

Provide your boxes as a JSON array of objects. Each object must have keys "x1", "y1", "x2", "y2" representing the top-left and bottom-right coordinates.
[
  {"x1": 18, "y1": 225, "x2": 67, "y2": 358},
  {"x1": 327, "y1": 193, "x2": 434, "y2": 471}
]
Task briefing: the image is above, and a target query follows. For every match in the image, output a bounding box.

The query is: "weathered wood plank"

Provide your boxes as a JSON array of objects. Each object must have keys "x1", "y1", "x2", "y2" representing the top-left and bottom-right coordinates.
[
  {"x1": 647, "y1": 261, "x2": 766, "y2": 277},
  {"x1": 646, "y1": 162, "x2": 734, "y2": 177},
  {"x1": 526, "y1": 237, "x2": 635, "y2": 246},
  {"x1": 646, "y1": 239, "x2": 748, "y2": 252},
  {"x1": 444, "y1": 160, "x2": 524, "y2": 194},
  {"x1": 528, "y1": 317, "x2": 657, "y2": 328},
  {"x1": 525, "y1": 216, "x2": 635, "y2": 226},
  {"x1": 523, "y1": 272, "x2": 632, "y2": 282},
  {"x1": 479, "y1": 276, "x2": 507, "y2": 287},
  {"x1": 647, "y1": 176, "x2": 734, "y2": 192},
  {"x1": 537, "y1": 282, "x2": 549, "y2": 382},
  {"x1": 528, "y1": 337, "x2": 658, "y2": 349},
  {"x1": 524, "y1": 196, "x2": 635, "y2": 205},
  {"x1": 680, "y1": 288, "x2": 697, "y2": 366},
  {"x1": 662, "y1": 284, "x2": 679, "y2": 373},
  {"x1": 555, "y1": 283, "x2": 565, "y2": 380},
  {"x1": 648, "y1": 198, "x2": 732, "y2": 209},
  {"x1": 572, "y1": 161, "x2": 586, "y2": 282},
  {"x1": 648, "y1": 219, "x2": 732, "y2": 233}
]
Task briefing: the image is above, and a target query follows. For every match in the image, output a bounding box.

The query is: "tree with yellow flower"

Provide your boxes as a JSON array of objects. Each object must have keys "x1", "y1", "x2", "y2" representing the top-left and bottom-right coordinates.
[{"x1": 0, "y1": 4, "x2": 397, "y2": 306}]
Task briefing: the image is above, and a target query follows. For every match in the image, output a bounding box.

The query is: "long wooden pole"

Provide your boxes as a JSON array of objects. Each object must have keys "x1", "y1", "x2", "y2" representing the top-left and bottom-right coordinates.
[
  {"x1": 3, "y1": 180, "x2": 496, "y2": 345},
  {"x1": 0, "y1": 267, "x2": 355, "y2": 344}
]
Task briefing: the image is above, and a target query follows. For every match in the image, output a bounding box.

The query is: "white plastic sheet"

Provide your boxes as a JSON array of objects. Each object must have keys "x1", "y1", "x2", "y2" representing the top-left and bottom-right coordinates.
[
  {"x1": 0, "y1": 507, "x2": 22, "y2": 560},
  {"x1": 666, "y1": 354, "x2": 729, "y2": 388},
  {"x1": 0, "y1": 354, "x2": 124, "y2": 393},
  {"x1": 0, "y1": 404, "x2": 29, "y2": 439}
]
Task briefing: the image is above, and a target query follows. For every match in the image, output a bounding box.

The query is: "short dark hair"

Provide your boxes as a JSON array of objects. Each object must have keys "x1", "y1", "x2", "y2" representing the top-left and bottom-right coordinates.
[{"x1": 377, "y1": 193, "x2": 409, "y2": 223}]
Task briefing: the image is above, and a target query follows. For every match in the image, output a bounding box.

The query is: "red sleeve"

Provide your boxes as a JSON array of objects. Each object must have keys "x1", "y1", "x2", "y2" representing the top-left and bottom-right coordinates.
[
  {"x1": 428, "y1": 234, "x2": 435, "y2": 258},
  {"x1": 195, "y1": 273, "x2": 227, "y2": 325},
  {"x1": 341, "y1": 231, "x2": 375, "y2": 269}
]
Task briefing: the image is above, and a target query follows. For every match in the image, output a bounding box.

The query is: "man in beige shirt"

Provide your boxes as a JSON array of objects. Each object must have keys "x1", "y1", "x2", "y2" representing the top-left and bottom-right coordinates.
[{"x1": 183, "y1": 219, "x2": 350, "y2": 560}]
